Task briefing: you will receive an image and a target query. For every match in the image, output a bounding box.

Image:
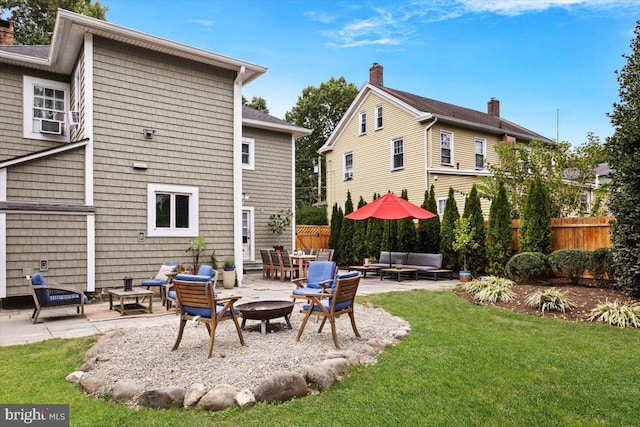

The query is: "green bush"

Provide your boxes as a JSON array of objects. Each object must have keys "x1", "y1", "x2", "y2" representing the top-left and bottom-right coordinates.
[
  {"x1": 474, "y1": 280, "x2": 515, "y2": 303},
  {"x1": 588, "y1": 301, "x2": 640, "y2": 328},
  {"x1": 525, "y1": 289, "x2": 575, "y2": 313},
  {"x1": 548, "y1": 249, "x2": 592, "y2": 285},
  {"x1": 505, "y1": 252, "x2": 550, "y2": 282},
  {"x1": 588, "y1": 248, "x2": 615, "y2": 286},
  {"x1": 463, "y1": 276, "x2": 514, "y2": 294},
  {"x1": 296, "y1": 204, "x2": 328, "y2": 225}
]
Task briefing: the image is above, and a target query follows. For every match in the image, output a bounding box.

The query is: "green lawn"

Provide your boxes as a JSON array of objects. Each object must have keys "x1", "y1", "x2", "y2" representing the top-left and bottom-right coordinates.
[{"x1": 1, "y1": 290, "x2": 638, "y2": 427}]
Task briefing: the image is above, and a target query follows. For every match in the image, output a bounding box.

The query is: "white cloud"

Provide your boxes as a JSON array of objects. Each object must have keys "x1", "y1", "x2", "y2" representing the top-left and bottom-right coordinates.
[
  {"x1": 190, "y1": 19, "x2": 215, "y2": 27},
  {"x1": 311, "y1": 0, "x2": 638, "y2": 48}
]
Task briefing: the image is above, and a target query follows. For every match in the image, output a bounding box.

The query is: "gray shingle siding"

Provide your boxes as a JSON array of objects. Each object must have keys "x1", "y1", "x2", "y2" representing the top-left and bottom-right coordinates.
[
  {"x1": 242, "y1": 126, "x2": 293, "y2": 251},
  {"x1": 91, "y1": 37, "x2": 236, "y2": 289}
]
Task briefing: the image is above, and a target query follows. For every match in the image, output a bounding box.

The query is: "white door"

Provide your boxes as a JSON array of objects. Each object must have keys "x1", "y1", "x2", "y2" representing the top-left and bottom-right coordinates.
[{"x1": 242, "y1": 209, "x2": 253, "y2": 261}]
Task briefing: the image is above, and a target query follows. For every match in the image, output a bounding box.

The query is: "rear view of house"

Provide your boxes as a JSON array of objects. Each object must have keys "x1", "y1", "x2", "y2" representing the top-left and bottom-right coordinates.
[{"x1": 0, "y1": 10, "x2": 306, "y2": 303}]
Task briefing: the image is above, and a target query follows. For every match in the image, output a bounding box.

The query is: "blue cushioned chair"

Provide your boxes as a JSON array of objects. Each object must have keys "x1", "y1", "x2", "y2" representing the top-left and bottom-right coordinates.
[
  {"x1": 29, "y1": 273, "x2": 88, "y2": 324},
  {"x1": 291, "y1": 261, "x2": 337, "y2": 299},
  {"x1": 294, "y1": 271, "x2": 361, "y2": 349},
  {"x1": 166, "y1": 265, "x2": 215, "y2": 310},
  {"x1": 141, "y1": 263, "x2": 180, "y2": 305},
  {"x1": 171, "y1": 272, "x2": 245, "y2": 358}
]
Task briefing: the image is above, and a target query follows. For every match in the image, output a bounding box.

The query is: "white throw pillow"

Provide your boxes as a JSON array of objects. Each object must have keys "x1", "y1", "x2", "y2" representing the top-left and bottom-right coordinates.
[{"x1": 154, "y1": 264, "x2": 175, "y2": 281}]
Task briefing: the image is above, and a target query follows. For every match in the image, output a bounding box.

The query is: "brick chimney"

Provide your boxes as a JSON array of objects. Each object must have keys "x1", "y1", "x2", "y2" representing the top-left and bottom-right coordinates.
[
  {"x1": 487, "y1": 97, "x2": 500, "y2": 117},
  {"x1": 369, "y1": 63, "x2": 383, "y2": 86},
  {"x1": 0, "y1": 19, "x2": 14, "y2": 45}
]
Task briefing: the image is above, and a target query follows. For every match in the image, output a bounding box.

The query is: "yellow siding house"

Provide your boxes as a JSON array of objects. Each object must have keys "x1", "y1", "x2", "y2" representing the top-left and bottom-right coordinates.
[{"x1": 320, "y1": 63, "x2": 551, "y2": 217}]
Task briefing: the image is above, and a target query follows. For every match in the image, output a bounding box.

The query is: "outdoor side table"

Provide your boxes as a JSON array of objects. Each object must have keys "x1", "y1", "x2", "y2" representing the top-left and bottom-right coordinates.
[
  {"x1": 349, "y1": 265, "x2": 380, "y2": 279},
  {"x1": 107, "y1": 288, "x2": 154, "y2": 316}
]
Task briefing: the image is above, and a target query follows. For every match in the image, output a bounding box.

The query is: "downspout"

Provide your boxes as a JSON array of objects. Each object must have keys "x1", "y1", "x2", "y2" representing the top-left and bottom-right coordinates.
[
  {"x1": 84, "y1": 33, "x2": 95, "y2": 293},
  {"x1": 423, "y1": 117, "x2": 438, "y2": 190},
  {"x1": 233, "y1": 66, "x2": 246, "y2": 286}
]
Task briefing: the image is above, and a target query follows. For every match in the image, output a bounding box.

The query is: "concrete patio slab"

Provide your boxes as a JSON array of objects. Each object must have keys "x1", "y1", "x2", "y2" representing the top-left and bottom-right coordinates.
[{"x1": 0, "y1": 272, "x2": 459, "y2": 347}]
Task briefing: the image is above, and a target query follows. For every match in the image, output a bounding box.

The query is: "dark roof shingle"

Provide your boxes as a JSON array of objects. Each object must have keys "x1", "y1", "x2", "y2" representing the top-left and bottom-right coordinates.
[{"x1": 379, "y1": 86, "x2": 550, "y2": 142}]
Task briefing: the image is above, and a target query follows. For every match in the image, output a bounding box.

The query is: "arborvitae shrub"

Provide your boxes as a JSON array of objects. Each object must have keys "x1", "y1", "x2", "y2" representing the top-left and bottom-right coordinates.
[
  {"x1": 519, "y1": 178, "x2": 553, "y2": 254},
  {"x1": 548, "y1": 249, "x2": 592, "y2": 285},
  {"x1": 462, "y1": 185, "x2": 486, "y2": 274},
  {"x1": 440, "y1": 187, "x2": 460, "y2": 269},
  {"x1": 487, "y1": 182, "x2": 512, "y2": 276},
  {"x1": 505, "y1": 252, "x2": 550, "y2": 282}
]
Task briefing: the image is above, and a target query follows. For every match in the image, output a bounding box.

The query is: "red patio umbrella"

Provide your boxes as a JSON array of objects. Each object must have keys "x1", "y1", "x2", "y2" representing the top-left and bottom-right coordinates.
[
  {"x1": 345, "y1": 191, "x2": 436, "y2": 221},
  {"x1": 345, "y1": 191, "x2": 436, "y2": 267}
]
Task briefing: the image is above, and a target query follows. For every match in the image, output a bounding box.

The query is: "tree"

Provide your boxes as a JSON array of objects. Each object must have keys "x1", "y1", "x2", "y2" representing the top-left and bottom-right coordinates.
[
  {"x1": 440, "y1": 187, "x2": 460, "y2": 269},
  {"x1": 336, "y1": 191, "x2": 355, "y2": 265},
  {"x1": 351, "y1": 197, "x2": 368, "y2": 264},
  {"x1": 479, "y1": 135, "x2": 607, "y2": 218},
  {"x1": 242, "y1": 95, "x2": 269, "y2": 114},
  {"x1": 487, "y1": 182, "x2": 512, "y2": 276},
  {"x1": 365, "y1": 193, "x2": 384, "y2": 258},
  {"x1": 284, "y1": 77, "x2": 358, "y2": 206},
  {"x1": 606, "y1": 21, "x2": 640, "y2": 296},
  {"x1": 396, "y1": 189, "x2": 416, "y2": 252},
  {"x1": 328, "y1": 203, "x2": 343, "y2": 252},
  {"x1": 462, "y1": 185, "x2": 486, "y2": 273},
  {"x1": 416, "y1": 186, "x2": 440, "y2": 253},
  {"x1": 0, "y1": 0, "x2": 107, "y2": 45},
  {"x1": 519, "y1": 178, "x2": 553, "y2": 254}
]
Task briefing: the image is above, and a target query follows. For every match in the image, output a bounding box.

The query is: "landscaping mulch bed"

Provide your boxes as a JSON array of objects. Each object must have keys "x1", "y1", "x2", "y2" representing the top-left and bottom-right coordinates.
[{"x1": 452, "y1": 278, "x2": 640, "y2": 323}]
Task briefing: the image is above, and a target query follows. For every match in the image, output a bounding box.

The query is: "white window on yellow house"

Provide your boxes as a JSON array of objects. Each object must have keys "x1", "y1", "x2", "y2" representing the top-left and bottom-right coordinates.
[
  {"x1": 359, "y1": 111, "x2": 367, "y2": 135},
  {"x1": 344, "y1": 152, "x2": 354, "y2": 180},
  {"x1": 375, "y1": 105, "x2": 383, "y2": 130},
  {"x1": 391, "y1": 138, "x2": 404, "y2": 170},
  {"x1": 475, "y1": 137, "x2": 486, "y2": 170},
  {"x1": 440, "y1": 131, "x2": 453, "y2": 165},
  {"x1": 437, "y1": 198, "x2": 447, "y2": 215}
]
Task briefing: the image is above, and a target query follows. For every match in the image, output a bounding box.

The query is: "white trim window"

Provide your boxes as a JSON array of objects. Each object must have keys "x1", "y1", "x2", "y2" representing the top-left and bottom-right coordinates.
[
  {"x1": 147, "y1": 184, "x2": 199, "y2": 237},
  {"x1": 343, "y1": 152, "x2": 353, "y2": 180},
  {"x1": 23, "y1": 76, "x2": 70, "y2": 142},
  {"x1": 241, "y1": 137, "x2": 255, "y2": 170},
  {"x1": 440, "y1": 131, "x2": 453, "y2": 166},
  {"x1": 375, "y1": 105, "x2": 383, "y2": 130},
  {"x1": 475, "y1": 137, "x2": 486, "y2": 170},
  {"x1": 437, "y1": 198, "x2": 447, "y2": 216},
  {"x1": 391, "y1": 137, "x2": 404, "y2": 170},
  {"x1": 359, "y1": 111, "x2": 367, "y2": 135}
]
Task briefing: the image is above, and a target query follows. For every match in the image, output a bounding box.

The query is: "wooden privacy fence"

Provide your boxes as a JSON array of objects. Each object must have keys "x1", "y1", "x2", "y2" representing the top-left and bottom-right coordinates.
[
  {"x1": 296, "y1": 225, "x2": 330, "y2": 250},
  {"x1": 302, "y1": 217, "x2": 614, "y2": 253},
  {"x1": 510, "y1": 216, "x2": 614, "y2": 251}
]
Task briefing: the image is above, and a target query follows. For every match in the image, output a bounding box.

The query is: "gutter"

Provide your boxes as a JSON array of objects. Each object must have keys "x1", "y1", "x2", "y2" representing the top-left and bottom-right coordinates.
[
  {"x1": 233, "y1": 66, "x2": 246, "y2": 286},
  {"x1": 423, "y1": 117, "x2": 438, "y2": 190}
]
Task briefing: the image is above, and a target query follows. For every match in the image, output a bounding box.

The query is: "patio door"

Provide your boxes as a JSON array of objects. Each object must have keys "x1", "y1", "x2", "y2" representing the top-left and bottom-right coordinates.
[{"x1": 242, "y1": 208, "x2": 254, "y2": 261}]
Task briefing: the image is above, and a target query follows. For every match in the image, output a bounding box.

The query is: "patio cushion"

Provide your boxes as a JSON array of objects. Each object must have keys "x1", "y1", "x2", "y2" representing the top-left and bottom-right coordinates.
[
  {"x1": 184, "y1": 305, "x2": 239, "y2": 318},
  {"x1": 31, "y1": 273, "x2": 46, "y2": 286},
  {"x1": 305, "y1": 261, "x2": 336, "y2": 289},
  {"x1": 378, "y1": 251, "x2": 409, "y2": 265},
  {"x1": 329, "y1": 270, "x2": 359, "y2": 292},
  {"x1": 303, "y1": 299, "x2": 352, "y2": 312},
  {"x1": 292, "y1": 287, "x2": 323, "y2": 296},
  {"x1": 153, "y1": 263, "x2": 180, "y2": 281},
  {"x1": 141, "y1": 279, "x2": 166, "y2": 287}
]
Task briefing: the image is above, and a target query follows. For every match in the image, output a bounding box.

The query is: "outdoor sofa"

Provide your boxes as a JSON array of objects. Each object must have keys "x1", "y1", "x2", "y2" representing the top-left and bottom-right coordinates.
[{"x1": 370, "y1": 251, "x2": 452, "y2": 281}]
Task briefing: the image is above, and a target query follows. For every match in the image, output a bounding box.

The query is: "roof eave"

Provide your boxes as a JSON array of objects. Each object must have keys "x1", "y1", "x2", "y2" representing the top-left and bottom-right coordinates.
[
  {"x1": 1, "y1": 9, "x2": 267, "y2": 81},
  {"x1": 243, "y1": 118, "x2": 311, "y2": 138}
]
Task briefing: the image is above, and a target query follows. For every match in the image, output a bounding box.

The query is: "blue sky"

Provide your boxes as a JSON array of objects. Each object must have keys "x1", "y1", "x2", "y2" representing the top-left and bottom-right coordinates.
[{"x1": 105, "y1": 0, "x2": 639, "y2": 146}]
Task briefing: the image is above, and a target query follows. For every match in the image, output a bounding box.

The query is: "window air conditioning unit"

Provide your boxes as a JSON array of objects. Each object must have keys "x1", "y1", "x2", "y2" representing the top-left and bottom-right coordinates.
[
  {"x1": 68, "y1": 110, "x2": 80, "y2": 127},
  {"x1": 40, "y1": 120, "x2": 62, "y2": 135},
  {"x1": 344, "y1": 171, "x2": 353, "y2": 180}
]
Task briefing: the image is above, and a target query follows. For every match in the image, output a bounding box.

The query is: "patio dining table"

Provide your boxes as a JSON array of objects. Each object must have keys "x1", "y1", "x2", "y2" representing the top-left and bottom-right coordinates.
[{"x1": 290, "y1": 253, "x2": 317, "y2": 278}]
